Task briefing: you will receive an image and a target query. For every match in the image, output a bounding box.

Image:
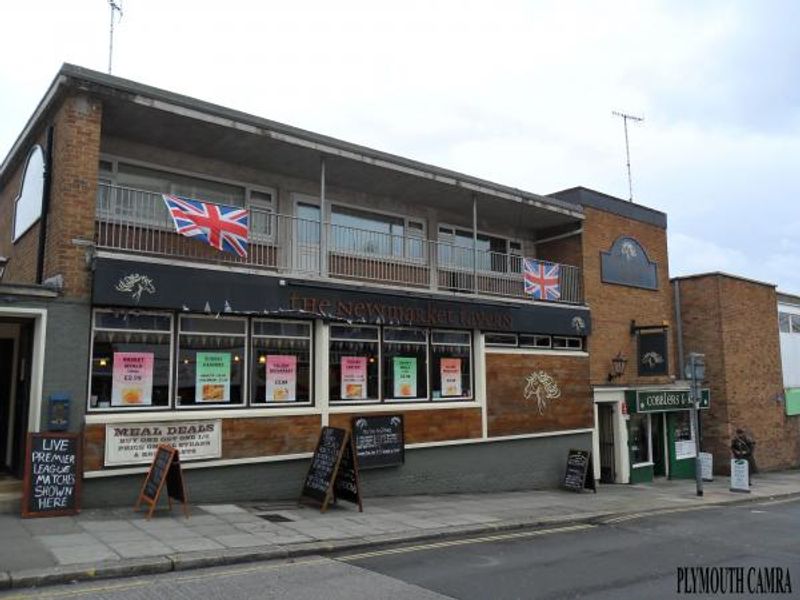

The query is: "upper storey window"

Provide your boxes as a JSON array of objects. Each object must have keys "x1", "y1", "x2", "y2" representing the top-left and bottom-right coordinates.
[{"x1": 330, "y1": 205, "x2": 425, "y2": 261}]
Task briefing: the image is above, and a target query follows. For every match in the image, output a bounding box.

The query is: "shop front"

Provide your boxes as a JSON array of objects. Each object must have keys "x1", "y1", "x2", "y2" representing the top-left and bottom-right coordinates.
[{"x1": 625, "y1": 388, "x2": 710, "y2": 483}]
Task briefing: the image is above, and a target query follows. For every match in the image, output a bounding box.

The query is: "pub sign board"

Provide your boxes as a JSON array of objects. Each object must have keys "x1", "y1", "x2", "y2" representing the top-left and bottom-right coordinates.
[
  {"x1": 628, "y1": 389, "x2": 710, "y2": 413},
  {"x1": 352, "y1": 415, "x2": 405, "y2": 469},
  {"x1": 637, "y1": 330, "x2": 669, "y2": 377},
  {"x1": 22, "y1": 433, "x2": 82, "y2": 518},
  {"x1": 93, "y1": 258, "x2": 591, "y2": 337}
]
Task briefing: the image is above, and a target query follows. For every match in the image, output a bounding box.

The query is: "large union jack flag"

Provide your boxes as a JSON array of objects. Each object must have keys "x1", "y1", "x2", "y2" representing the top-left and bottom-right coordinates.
[
  {"x1": 523, "y1": 259, "x2": 561, "y2": 301},
  {"x1": 162, "y1": 194, "x2": 249, "y2": 258}
]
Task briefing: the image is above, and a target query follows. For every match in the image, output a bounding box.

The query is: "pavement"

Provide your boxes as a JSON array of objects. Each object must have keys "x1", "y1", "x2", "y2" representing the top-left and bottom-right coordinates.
[{"x1": 1, "y1": 470, "x2": 798, "y2": 591}]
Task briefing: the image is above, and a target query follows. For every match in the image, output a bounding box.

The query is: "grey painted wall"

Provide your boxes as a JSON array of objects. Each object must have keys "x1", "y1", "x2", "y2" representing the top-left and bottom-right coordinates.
[{"x1": 81, "y1": 432, "x2": 592, "y2": 508}]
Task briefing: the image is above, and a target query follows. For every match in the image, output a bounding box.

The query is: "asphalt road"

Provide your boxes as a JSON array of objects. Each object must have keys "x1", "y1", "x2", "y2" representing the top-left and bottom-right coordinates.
[{"x1": 3, "y1": 497, "x2": 799, "y2": 600}]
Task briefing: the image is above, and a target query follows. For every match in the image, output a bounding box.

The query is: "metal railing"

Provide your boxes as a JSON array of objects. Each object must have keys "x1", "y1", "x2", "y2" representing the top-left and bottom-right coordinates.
[{"x1": 95, "y1": 183, "x2": 583, "y2": 303}]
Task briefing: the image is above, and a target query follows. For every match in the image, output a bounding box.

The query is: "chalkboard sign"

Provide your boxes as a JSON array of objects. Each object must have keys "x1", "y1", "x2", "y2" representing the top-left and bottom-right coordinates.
[
  {"x1": 562, "y1": 449, "x2": 596, "y2": 493},
  {"x1": 352, "y1": 415, "x2": 405, "y2": 469},
  {"x1": 135, "y1": 444, "x2": 189, "y2": 519},
  {"x1": 300, "y1": 427, "x2": 363, "y2": 512},
  {"x1": 22, "y1": 433, "x2": 82, "y2": 518},
  {"x1": 333, "y1": 435, "x2": 363, "y2": 511}
]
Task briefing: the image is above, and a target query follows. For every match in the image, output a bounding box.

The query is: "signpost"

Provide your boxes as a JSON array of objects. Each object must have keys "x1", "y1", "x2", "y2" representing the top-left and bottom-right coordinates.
[
  {"x1": 352, "y1": 415, "x2": 405, "y2": 469},
  {"x1": 562, "y1": 449, "x2": 596, "y2": 493},
  {"x1": 134, "y1": 444, "x2": 189, "y2": 520},
  {"x1": 22, "y1": 433, "x2": 81, "y2": 518},
  {"x1": 685, "y1": 353, "x2": 705, "y2": 497}
]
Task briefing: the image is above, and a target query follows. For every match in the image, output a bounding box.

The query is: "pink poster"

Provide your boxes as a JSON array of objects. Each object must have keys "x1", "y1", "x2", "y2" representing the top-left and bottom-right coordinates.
[
  {"x1": 111, "y1": 352, "x2": 154, "y2": 406},
  {"x1": 265, "y1": 355, "x2": 297, "y2": 402},
  {"x1": 440, "y1": 358, "x2": 462, "y2": 397},
  {"x1": 341, "y1": 356, "x2": 367, "y2": 400}
]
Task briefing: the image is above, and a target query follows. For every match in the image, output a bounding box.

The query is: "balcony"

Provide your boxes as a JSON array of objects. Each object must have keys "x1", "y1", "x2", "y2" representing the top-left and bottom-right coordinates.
[{"x1": 95, "y1": 184, "x2": 583, "y2": 304}]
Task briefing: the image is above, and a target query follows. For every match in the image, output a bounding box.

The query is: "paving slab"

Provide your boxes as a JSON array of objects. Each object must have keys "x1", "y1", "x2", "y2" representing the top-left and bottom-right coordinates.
[
  {"x1": 164, "y1": 537, "x2": 225, "y2": 552},
  {"x1": 48, "y1": 545, "x2": 119, "y2": 565},
  {"x1": 107, "y1": 540, "x2": 173, "y2": 558}
]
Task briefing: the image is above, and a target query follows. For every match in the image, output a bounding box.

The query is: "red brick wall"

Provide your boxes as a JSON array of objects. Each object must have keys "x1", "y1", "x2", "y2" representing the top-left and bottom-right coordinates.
[
  {"x1": 676, "y1": 275, "x2": 800, "y2": 472},
  {"x1": 486, "y1": 352, "x2": 591, "y2": 436},
  {"x1": 581, "y1": 207, "x2": 676, "y2": 386},
  {"x1": 42, "y1": 94, "x2": 102, "y2": 299}
]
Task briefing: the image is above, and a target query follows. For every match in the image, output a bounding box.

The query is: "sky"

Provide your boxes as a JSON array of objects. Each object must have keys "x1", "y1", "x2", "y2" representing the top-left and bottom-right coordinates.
[{"x1": 2, "y1": 0, "x2": 799, "y2": 293}]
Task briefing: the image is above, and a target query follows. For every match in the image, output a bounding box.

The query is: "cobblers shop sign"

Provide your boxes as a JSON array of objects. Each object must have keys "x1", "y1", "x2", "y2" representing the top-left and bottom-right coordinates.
[
  {"x1": 92, "y1": 258, "x2": 591, "y2": 336},
  {"x1": 628, "y1": 389, "x2": 710, "y2": 414},
  {"x1": 104, "y1": 420, "x2": 221, "y2": 466}
]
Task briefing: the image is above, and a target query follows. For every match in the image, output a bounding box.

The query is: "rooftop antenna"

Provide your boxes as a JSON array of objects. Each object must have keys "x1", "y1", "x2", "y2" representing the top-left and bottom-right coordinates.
[
  {"x1": 612, "y1": 110, "x2": 644, "y2": 202},
  {"x1": 107, "y1": 0, "x2": 123, "y2": 74}
]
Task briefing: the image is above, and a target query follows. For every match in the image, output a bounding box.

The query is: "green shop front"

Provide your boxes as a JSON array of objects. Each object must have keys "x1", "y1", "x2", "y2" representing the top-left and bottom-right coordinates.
[{"x1": 625, "y1": 388, "x2": 710, "y2": 484}]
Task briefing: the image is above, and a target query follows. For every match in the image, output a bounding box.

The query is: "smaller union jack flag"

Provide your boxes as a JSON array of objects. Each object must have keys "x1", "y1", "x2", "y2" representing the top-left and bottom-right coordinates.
[
  {"x1": 162, "y1": 194, "x2": 249, "y2": 258},
  {"x1": 523, "y1": 259, "x2": 561, "y2": 301}
]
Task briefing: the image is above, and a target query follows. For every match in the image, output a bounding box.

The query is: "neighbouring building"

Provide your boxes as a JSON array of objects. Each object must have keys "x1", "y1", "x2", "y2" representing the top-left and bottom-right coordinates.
[
  {"x1": 0, "y1": 64, "x2": 723, "y2": 510},
  {"x1": 778, "y1": 292, "x2": 800, "y2": 417},
  {"x1": 673, "y1": 273, "x2": 800, "y2": 474}
]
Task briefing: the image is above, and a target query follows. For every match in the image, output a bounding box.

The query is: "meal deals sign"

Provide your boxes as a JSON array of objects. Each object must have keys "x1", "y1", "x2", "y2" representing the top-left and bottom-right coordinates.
[
  {"x1": 631, "y1": 389, "x2": 710, "y2": 413},
  {"x1": 265, "y1": 355, "x2": 297, "y2": 402},
  {"x1": 440, "y1": 358, "x2": 462, "y2": 397},
  {"x1": 195, "y1": 352, "x2": 231, "y2": 403},
  {"x1": 104, "y1": 420, "x2": 222, "y2": 466},
  {"x1": 393, "y1": 357, "x2": 417, "y2": 398},
  {"x1": 111, "y1": 352, "x2": 154, "y2": 406},
  {"x1": 341, "y1": 356, "x2": 367, "y2": 400}
]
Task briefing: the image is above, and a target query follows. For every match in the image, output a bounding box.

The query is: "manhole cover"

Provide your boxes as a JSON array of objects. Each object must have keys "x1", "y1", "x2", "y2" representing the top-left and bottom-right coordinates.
[{"x1": 258, "y1": 513, "x2": 294, "y2": 523}]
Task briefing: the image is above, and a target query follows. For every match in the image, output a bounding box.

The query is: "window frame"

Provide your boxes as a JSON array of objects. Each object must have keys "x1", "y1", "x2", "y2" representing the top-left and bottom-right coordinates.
[
  {"x1": 437, "y1": 223, "x2": 522, "y2": 274},
  {"x1": 430, "y1": 329, "x2": 474, "y2": 401},
  {"x1": 629, "y1": 412, "x2": 653, "y2": 467},
  {"x1": 175, "y1": 314, "x2": 249, "y2": 410},
  {"x1": 250, "y1": 318, "x2": 314, "y2": 407},
  {"x1": 382, "y1": 326, "x2": 430, "y2": 403},
  {"x1": 329, "y1": 324, "x2": 382, "y2": 404},
  {"x1": 87, "y1": 309, "x2": 175, "y2": 413}
]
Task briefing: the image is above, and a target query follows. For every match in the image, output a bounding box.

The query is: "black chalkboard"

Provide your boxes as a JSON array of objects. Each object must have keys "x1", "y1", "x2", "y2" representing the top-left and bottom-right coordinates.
[
  {"x1": 333, "y1": 435, "x2": 363, "y2": 511},
  {"x1": 301, "y1": 427, "x2": 347, "y2": 509},
  {"x1": 135, "y1": 444, "x2": 189, "y2": 519},
  {"x1": 352, "y1": 415, "x2": 405, "y2": 469},
  {"x1": 562, "y1": 449, "x2": 596, "y2": 493},
  {"x1": 22, "y1": 433, "x2": 82, "y2": 518}
]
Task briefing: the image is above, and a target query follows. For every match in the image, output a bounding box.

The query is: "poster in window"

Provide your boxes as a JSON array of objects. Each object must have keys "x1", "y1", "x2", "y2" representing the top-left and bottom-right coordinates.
[
  {"x1": 265, "y1": 355, "x2": 297, "y2": 402},
  {"x1": 111, "y1": 352, "x2": 154, "y2": 406},
  {"x1": 195, "y1": 352, "x2": 231, "y2": 403},
  {"x1": 341, "y1": 356, "x2": 367, "y2": 400},
  {"x1": 440, "y1": 358, "x2": 462, "y2": 397},
  {"x1": 393, "y1": 357, "x2": 417, "y2": 398}
]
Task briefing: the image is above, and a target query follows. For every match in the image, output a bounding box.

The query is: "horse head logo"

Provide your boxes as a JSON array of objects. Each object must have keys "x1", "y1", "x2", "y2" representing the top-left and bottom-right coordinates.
[
  {"x1": 524, "y1": 371, "x2": 562, "y2": 415},
  {"x1": 115, "y1": 273, "x2": 156, "y2": 303}
]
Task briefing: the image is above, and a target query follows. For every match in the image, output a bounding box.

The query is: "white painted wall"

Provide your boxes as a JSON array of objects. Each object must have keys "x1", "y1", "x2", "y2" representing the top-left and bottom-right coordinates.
[{"x1": 779, "y1": 301, "x2": 800, "y2": 388}]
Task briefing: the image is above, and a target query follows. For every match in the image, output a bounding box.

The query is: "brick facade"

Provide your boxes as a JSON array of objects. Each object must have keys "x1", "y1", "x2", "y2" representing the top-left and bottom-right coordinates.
[{"x1": 675, "y1": 274, "x2": 800, "y2": 473}]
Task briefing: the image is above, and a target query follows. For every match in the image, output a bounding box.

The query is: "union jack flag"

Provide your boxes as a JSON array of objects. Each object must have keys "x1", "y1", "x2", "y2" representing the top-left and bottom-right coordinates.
[
  {"x1": 162, "y1": 194, "x2": 249, "y2": 258},
  {"x1": 523, "y1": 259, "x2": 561, "y2": 301}
]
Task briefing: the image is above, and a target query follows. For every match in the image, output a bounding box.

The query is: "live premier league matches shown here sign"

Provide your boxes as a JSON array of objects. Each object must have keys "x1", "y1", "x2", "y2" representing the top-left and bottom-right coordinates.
[{"x1": 22, "y1": 433, "x2": 82, "y2": 518}]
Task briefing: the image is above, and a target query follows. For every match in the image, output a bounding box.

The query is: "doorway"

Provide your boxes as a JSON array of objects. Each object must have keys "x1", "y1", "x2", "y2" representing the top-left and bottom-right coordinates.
[
  {"x1": 0, "y1": 318, "x2": 35, "y2": 478},
  {"x1": 598, "y1": 404, "x2": 616, "y2": 483},
  {"x1": 651, "y1": 413, "x2": 666, "y2": 477}
]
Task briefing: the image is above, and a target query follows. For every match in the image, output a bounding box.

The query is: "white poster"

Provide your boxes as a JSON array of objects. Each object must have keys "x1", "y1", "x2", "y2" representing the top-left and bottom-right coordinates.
[
  {"x1": 104, "y1": 420, "x2": 222, "y2": 466},
  {"x1": 675, "y1": 440, "x2": 696, "y2": 460},
  {"x1": 699, "y1": 452, "x2": 713, "y2": 481},
  {"x1": 730, "y1": 458, "x2": 750, "y2": 493}
]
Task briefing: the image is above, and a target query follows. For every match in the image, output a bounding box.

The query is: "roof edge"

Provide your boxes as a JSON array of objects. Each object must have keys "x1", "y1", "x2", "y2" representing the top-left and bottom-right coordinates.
[{"x1": 671, "y1": 271, "x2": 777, "y2": 289}]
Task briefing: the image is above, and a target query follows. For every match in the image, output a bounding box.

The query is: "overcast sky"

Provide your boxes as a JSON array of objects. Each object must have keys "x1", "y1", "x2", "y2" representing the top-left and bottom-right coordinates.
[{"x1": 2, "y1": 1, "x2": 798, "y2": 293}]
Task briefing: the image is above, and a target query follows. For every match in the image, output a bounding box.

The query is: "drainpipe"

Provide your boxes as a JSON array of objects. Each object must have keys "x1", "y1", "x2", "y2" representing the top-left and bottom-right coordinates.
[
  {"x1": 319, "y1": 157, "x2": 327, "y2": 277},
  {"x1": 674, "y1": 279, "x2": 685, "y2": 375},
  {"x1": 472, "y1": 195, "x2": 478, "y2": 293},
  {"x1": 36, "y1": 126, "x2": 54, "y2": 284}
]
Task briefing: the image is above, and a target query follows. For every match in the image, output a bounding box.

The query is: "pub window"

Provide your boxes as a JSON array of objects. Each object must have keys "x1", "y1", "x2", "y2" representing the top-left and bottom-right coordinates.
[
  {"x1": 792, "y1": 314, "x2": 800, "y2": 334},
  {"x1": 485, "y1": 332, "x2": 518, "y2": 347},
  {"x1": 329, "y1": 325, "x2": 380, "y2": 402},
  {"x1": 176, "y1": 316, "x2": 246, "y2": 408},
  {"x1": 382, "y1": 327, "x2": 428, "y2": 401},
  {"x1": 628, "y1": 413, "x2": 651, "y2": 465},
  {"x1": 251, "y1": 320, "x2": 312, "y2": 405},
  {"x1": 89, "y1": 310, "x2": 173, "y2": 411},
  {"x1": 519, "y1": 334, "x2": 551, "y2": 349},
  {"x1": 430, "y1": 330, "x2": 472, "y2": 400},
  {"x1": 553, "y1": 336, "x2": 583, "y2": 350},
  {"x1": 779, "y1": 312, "x2": 791, "y2": 333}
]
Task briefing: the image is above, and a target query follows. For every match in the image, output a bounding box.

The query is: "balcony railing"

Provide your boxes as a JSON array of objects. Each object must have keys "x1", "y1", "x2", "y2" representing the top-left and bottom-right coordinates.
[{"x1": 95, "y1": 184, "x2": 583, "y2": 304}]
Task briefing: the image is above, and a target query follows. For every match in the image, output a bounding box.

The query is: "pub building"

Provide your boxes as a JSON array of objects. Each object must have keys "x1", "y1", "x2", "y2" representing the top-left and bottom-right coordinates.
[{"x1": 0, "y1": 64, "x2": 696, "y2": 508}]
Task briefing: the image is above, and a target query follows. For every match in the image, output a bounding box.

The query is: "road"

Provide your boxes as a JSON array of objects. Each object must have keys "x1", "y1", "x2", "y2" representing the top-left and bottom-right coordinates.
[{"x1": 2, "y1": 497, "x2": 799, "y2": 599}]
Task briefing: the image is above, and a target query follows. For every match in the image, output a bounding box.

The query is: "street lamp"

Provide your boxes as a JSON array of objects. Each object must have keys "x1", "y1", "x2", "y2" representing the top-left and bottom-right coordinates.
[{"x1": 685, "y1": 353, "x2": 705, "y2": 497}]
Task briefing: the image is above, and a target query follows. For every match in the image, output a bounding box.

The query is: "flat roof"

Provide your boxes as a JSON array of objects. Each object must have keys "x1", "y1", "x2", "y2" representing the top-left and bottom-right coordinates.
[
  {"x1": 549, "y1": 186, "x2": 667, "y2": 228},
  {"x1": 671, "y1": 271, "x2": 776, "y2": 289},
  {"x1": 1, "y1": 64, "x2": 583, "y2": 220}
]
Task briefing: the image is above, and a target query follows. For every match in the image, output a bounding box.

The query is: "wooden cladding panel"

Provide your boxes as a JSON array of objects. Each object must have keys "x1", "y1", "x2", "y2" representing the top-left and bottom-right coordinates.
[
  {"x1": 330, "y1": 407, "x2": 482, "y2": 444},
  {"x1": 486, "y1": 353, "x2": 591, "y2": 437}
]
